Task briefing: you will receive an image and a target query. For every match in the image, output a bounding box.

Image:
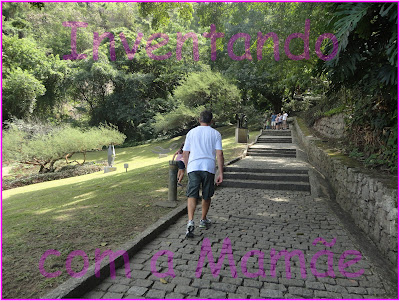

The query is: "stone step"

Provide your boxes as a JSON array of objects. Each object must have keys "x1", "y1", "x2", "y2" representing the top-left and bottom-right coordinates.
[
  {"x1": 258, "y1": 136, "x2": 292, "y2": 140},
  {"x1": 246, "y1": 153, "x2": 296, "y2": 158},
  {"x1": 224, "y1": 166, "x2": 309, "y2": 174},
  {"x1": 257, "y1": 138, "x2": 293, "y2": 143},
  {"x1": 221, "y1": 179, "x2": 310, "y2": 192},
  {"x1": 247, "y1": 148, "x2": 296, "y2": 153},
  {"x1": 258, "y1": 135, "x2": 292, "y2": 139},
  {"x1": 224, "y1": 172, "x2": 309, "y2": 182},
  {"x1": 261, "y1": 130, "x2": 292, "y2": 136}
]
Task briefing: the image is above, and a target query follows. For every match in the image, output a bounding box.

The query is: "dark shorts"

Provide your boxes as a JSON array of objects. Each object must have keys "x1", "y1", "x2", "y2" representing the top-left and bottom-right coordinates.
[
  {"x1": 186, "y1": 171, "x2": 215, "y2": 201},
  {"x1": 177, "y1": 161, "x2": 185, "y2": 170}
]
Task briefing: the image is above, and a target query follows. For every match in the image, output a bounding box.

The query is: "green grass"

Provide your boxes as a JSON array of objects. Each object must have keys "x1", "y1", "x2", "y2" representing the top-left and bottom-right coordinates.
[
  {"x1": 295, "y1": 117, "x2": 313, "y2": 137},
  {"x1": 2, "y1": 126, "x2": 259, "y2": 298},
  {"x1": 323, "y1": 104, "x2": 346, "y2": 117}
]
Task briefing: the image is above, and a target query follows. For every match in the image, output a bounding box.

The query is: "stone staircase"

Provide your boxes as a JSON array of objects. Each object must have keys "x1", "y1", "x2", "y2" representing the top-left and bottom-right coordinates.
[
  {"x1": 261, "y1": 129, "x2": 292, "y2": 136},
  {"x1": 222, "y1": 167, "x2": 310, "y2": 192},
  {"x1": 246, "y1": 148, "x2": 296, "y2": 158},
  {"x1": 222, "y1": 128, "x2": 311, "y2": 192},
  {"x1": 256, "y1": 137, "x2": 293, "y2": 143}
]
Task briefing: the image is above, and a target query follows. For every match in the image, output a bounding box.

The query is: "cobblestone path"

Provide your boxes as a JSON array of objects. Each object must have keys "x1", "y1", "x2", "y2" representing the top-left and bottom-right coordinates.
[{"x1": 83, "y1": 129, "x2": 397, "y2": 299}]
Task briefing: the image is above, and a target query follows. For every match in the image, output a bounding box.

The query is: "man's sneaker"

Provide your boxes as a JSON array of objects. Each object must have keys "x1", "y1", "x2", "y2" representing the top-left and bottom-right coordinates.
[
  {"x1": 186, "y1": 220, "x2": 195, "y2": 238},
  {"x1": 199, "y1": 218, "x2": 212, "y2": 229}
]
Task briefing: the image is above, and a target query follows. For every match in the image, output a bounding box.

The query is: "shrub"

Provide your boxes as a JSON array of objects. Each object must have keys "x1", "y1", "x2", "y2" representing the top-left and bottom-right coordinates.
[
  {"x1": 152, "y1": 104, "x2": 205, "y2": 136},
  {"x1": 3, "y1": 119, "x2": 126, "y2": 173}
]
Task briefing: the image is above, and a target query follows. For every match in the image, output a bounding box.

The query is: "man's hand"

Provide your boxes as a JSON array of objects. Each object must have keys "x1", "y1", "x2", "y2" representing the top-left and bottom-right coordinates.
[{"x1": 216, "y1": 174, "x2": 223, "y2": 185}]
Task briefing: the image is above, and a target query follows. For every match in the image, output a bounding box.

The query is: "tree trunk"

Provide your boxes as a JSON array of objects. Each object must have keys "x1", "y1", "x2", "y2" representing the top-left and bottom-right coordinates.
[
  {"x1": 48, "y1": 159, "x2": 57, "y2": 172},
  {"x1": 82, "y1": 151, "x2": 86, "y2": 165},
  {"x1": 65, "y1": 152, "x2": 75, "y2": 164}
]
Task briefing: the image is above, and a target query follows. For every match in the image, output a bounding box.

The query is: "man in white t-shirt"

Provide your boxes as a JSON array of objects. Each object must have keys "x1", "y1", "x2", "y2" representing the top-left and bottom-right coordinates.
[
  {"x1": 182, "y1": 110, "x2": 224, "y2": 238},
  {"x1": 282, "y1": 111, "x2": 288, "y2": 129}
]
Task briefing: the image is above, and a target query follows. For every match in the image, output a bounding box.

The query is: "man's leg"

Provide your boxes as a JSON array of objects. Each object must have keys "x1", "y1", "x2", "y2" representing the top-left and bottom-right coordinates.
[
  {"x1": 201, "y1": 199, "x2": 211, "y2": 220},
  {"x1": 186, "y1": 172, "x2": 200, "y2": 220},
  {"x1": 199, "y1": 198, "x2": 212, "y2": 229},
  {"x1": 199, "y1": 172, "x2": 214, "y2": 229},
  {"x1": 186, "y1": 172, "x2": 200, "y2": 238},
  {"x1": 186, "y1": 197, "x2": 197, "y2": 238},
  {"x1": 187, "y1": 197, "x2": 197, "y2": 221}
]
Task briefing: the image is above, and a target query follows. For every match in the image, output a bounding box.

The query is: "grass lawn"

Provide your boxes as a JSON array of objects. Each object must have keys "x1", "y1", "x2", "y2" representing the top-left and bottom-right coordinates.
[{"x1": 2, "y1": 126, "x2": 260, "y2": 298}]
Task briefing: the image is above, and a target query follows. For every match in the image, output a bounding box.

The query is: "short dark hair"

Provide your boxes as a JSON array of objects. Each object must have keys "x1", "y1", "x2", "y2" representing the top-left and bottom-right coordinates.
[{"x1": 200, "y1": 110, "x2": 213, "y2": 124}]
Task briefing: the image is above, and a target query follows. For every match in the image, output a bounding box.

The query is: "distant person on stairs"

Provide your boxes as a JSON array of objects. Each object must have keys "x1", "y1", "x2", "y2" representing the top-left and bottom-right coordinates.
[
  {"x1": 182, "y1": 110, "x2": 224, "y2": 238},
  {"x1": 282, "y1": 111, "x2": 288, "y2": 129},
  {"x1": 271, "y1": 112, "x2": 276, "y2": 130},
  {"x1": 275, "y1": 113, "x2": 281, "y2": 130}
]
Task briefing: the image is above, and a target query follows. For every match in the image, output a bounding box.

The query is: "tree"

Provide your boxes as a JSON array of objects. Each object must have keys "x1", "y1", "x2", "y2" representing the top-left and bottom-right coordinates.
[
  {"x1": 173, "y1": 69, "x2": 242, "y2": 122},
  {"x1": 2, "y1": 35, "x2": 68, "y2": 120},
  {"x1": 153, "y1": 103, "x2": 205, "y2": 136},
  {"x1": 318, "y1": 2, "x2": 398, "y2": 172},
  {"x1": 152, "y1": 69, "x2": 242, "y2": 135},
  {"x1": 3, "y1": 120, "x2": 126, "y2": 173},
  {"x1": 2, "y1": 69, "x2": 46, "y2": 120},
  {"x1": 91, "y1": 71, "x2": 161, "y2": 140},
  {"x1": 321, "y1": 3, "x2": 397, "y2": 97},
  {"x1": 138, "y1": 2, "x2": 193, "y2": 29}
]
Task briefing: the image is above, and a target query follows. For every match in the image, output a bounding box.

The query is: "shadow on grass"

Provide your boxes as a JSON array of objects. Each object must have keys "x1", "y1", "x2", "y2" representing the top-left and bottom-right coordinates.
[
  {"x1": 72, "y1": 136, "x2": 186, "y2": 164},
  {"x1": 2, "y1": 161, "x2": 184, "y2": 299},
  {"x1": 72, "y1": 126, "x2": 244, "y2": 165},
  {"x1": 2, "y1": 125, "x2": 259, "y2": 298}
]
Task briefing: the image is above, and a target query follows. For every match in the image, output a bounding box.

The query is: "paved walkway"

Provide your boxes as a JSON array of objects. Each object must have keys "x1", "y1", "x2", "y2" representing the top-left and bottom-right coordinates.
[{"x1": 82, "y1": 129, "x2": 397, "y2": 299}]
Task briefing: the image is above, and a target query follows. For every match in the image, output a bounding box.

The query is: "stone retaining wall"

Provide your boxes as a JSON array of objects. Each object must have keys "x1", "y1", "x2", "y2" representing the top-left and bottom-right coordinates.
[
  {"x1": 292, "y1": 117, "x2": 398, "y2": 267},
  {"x1": 313, "y1": 113, "x2": 346, "y2": 139}
]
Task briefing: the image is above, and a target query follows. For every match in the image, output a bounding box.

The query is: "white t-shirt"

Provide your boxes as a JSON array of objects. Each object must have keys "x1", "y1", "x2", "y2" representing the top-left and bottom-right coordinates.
[
  {"x1": 283, "y1": 113, "x2": 288, "y2": 121},
  {"x1": 183, "y1": 126, "x2": 223, "y2": 174}
]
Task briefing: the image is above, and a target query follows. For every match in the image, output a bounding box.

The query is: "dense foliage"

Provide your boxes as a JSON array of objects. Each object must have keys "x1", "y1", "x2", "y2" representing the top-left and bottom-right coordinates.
[
  {"x1": 314, "y1": 3, "x2": 397, "y2": 172},
  {"x1": 2, "y1": 2, "x2": 397, "y2": 172}
]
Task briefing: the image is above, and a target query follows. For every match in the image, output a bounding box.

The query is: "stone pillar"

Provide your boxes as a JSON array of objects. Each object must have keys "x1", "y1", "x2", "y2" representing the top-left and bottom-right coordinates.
[
  {"x1": 235, "y1": 128, "x2": 248, "y2": 143},
  {"x1": 156, "y1": 160, "x2": 178, "y2": 207}
]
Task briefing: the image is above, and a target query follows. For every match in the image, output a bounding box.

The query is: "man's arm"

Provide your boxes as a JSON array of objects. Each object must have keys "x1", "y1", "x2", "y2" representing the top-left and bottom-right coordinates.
[
  {"x1": 216, "y1": 149, "x2": 224, "y2": 185},
  {"x1": 183, "y1": 151, "x2": 190, "y2": 169}
]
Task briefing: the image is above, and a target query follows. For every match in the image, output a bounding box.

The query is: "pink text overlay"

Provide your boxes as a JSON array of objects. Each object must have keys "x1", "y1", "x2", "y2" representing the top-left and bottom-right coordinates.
[
  {"x1": 39, "y1": 237, "x2": 363, "y2": 280},
  {"x1": 63, "y1": 20, "x2": 338, "y2": 62}
]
